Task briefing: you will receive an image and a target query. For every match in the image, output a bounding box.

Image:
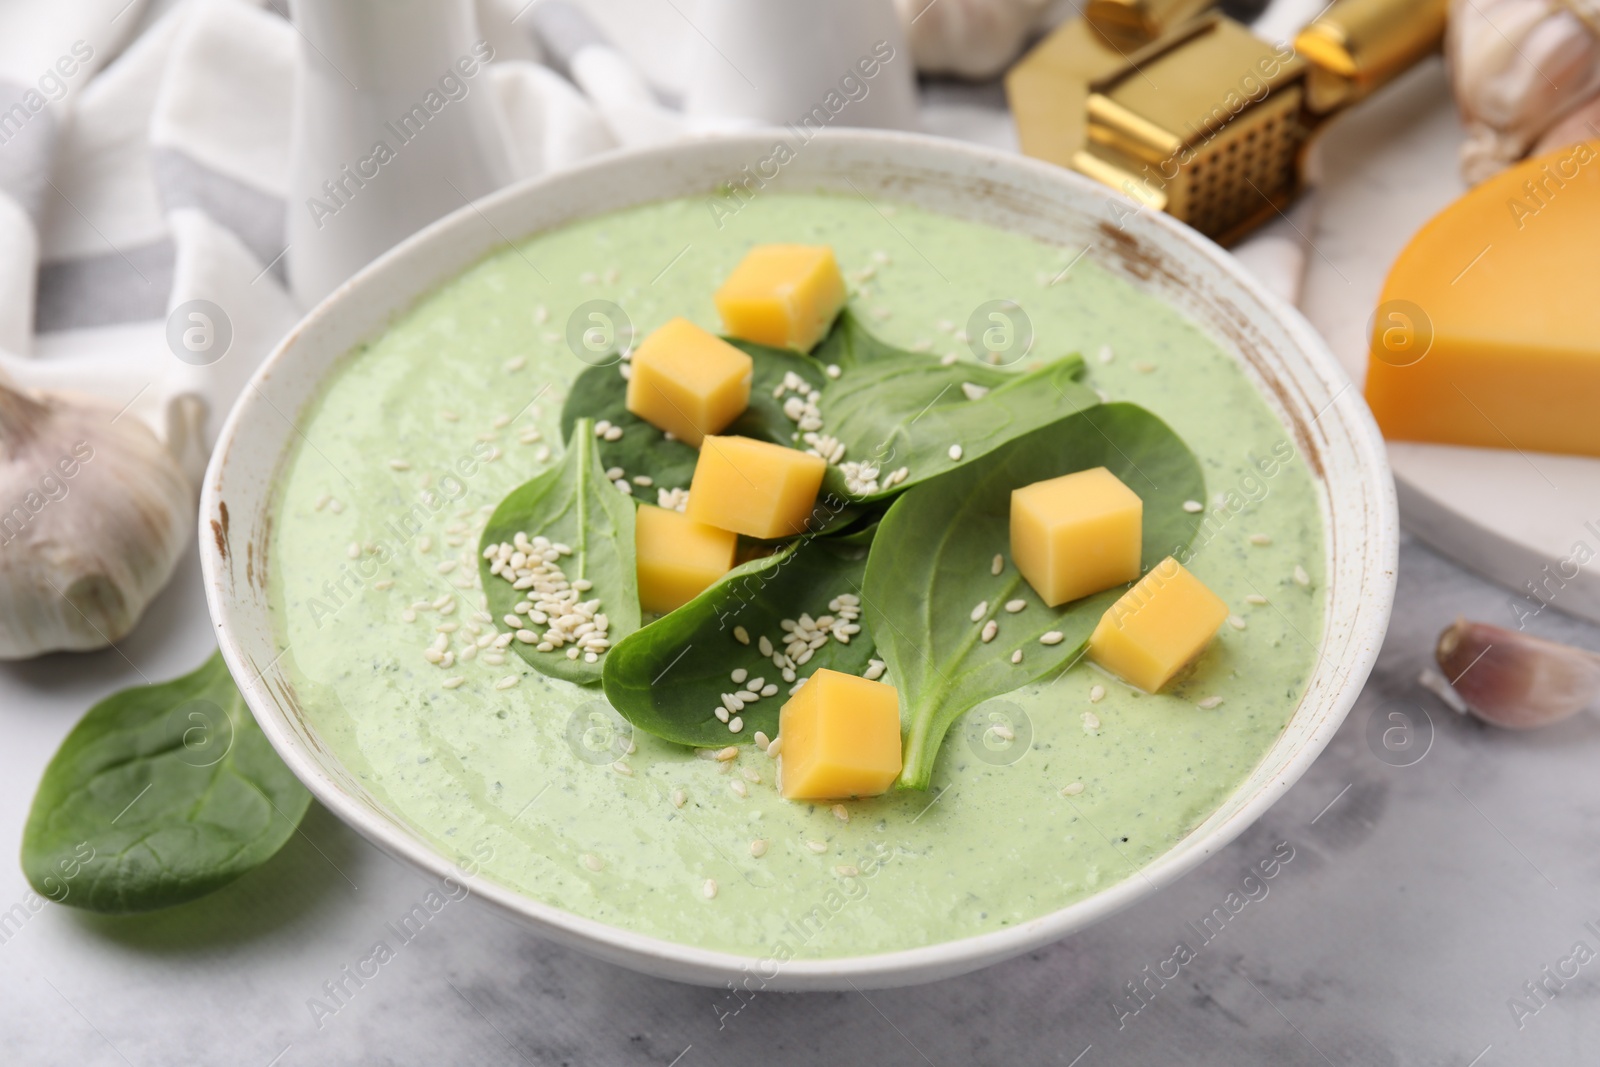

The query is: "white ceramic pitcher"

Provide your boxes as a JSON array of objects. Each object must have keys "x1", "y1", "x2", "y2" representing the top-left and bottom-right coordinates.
[
  {"x1": 285, "y1": 0, "x2": 515, "y2": 306},
  {"x1": 681, "y1": 0, "x2": 919, "y2": 132}
]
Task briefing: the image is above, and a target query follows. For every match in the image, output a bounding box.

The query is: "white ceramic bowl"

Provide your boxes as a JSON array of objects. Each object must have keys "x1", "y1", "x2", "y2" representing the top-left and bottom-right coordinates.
[{"x1": 200, "y1": 130, "x2": 1398, "y2": 990}]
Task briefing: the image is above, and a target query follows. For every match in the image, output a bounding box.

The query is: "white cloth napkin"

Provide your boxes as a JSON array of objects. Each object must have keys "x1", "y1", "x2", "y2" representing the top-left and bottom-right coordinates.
[{"x1": 0, "y1": 0, "x2": 627, "y2": 483}]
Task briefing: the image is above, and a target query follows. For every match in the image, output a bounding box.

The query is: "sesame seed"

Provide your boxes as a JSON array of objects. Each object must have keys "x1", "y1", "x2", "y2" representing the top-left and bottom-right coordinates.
[
  {"x1": 758, "y1": 635, "x2": 774, "y2": 657},
  {"x1": 1097, "y1": 344, "x2": 1114, "y2": 364},
  {"x1": 1089, "y1": 685, "x2": 1105, "y2": 703},
  {"x1": 714, "y1": 706, "x2": 730, "y2": 723},
  {"x1": 741, "y1": 767, "x2": 761, "y2": 783},
  {"x1": 495, "y1": 675, "x2": 519, "y2": 690},
  {"x1": 834, "y1": 865, "x2": 860, "y2": 878},
  {"x1": 733, "y1": 625, "x2": 750, "y2": 645},
  {"x1": 760, "y1": 684, "x2": 778, "y2": 697},
  {"x1": 1245, "y1": 594, "x2": 1268, "y2": 605},
  {"x1": 1060, "y1": 781, "x2": 1085, "y2": 796},
  {"x1": 806, "y1": 840, "x2": 827, "y2": 854},
  {"x1": 745, "y1": 676, "x2": 764, "y2": 693},
  {"x1": 346, "y1": 542, "x2": 361, "y2": 559},
  {"x1": 1249, "y1": 533, "x2": 1272, "y2": 546},
  {"x1": 970, "y1": 600, "x2": 989, "y2": 622},
  {"x1": 1040, "y1": 631, "x2": 1065, "y2": 645},
  {"x1": 766, "y1": 737, "x2": 782, "y2": 758},
  {"x1": 1134, "y1": 360, "x2": 1156, "y2": 373},
  {"x1": 863, "y1": 660, "x2": 886, "y2": 681},
  {"x1": 1083, "y1": 711, "x2": 1101, "y2": 731},
  {"x1": 401, "y1": 609, "x2": 417, "y2": 623},
  {"x1": 1182, "y1": 500, "x2": 1203, "y2": 513},
  {"x1": 442, "y1": 676, "x2": 465, "y2": 689},
  {"x1": 581, "y1": 853, "x2": 605, "y2": 872},
  {"x1": 750, "y1": 839, "x2": 768, "y2": 858},
  {"x1": 832, "y1": 804, "x2": 849, "y2": 822},
  {"x1": 702, "y1": 879, "x2": 718, "y2": 899},
  {"x1": 1011, "y1": 649, "x2": 1023, "y2": 664},
  {"x1": 328, "y1": 498, "x2": 344, "y2": 513},
  {"x1": 981, "y1": 620, "x2": 999, "y2": 643},
  {"x1": 753, "y1": 730, "x2": 770, "y2": 749},
  {"x1": 1198, "y1": 696, "x2": 1224, "y2": 709},
  {"x1": 1228, "y1": 614, "x2": 1247, "y2": 630},
  {"x1": 374, "y1": 579, "x2": 395, "y2": 591},
  {"x1": 1004, "y1": 599, "x2": 1026, "y2": 613},
  {"x1": 595, "y1": 420, "x2": 612, "y2": 436},
  {"x1": 991, "y1": 554, "x2": 1004, "y2": 576},
  {"x1": 504, "y1": 356, "x2": 526, "y2": 372},
  {"x1": 389, "y1": 459, "x2": 411, "y2": 471},
  {"x1": 732, "y1": 668, "x2": 748, "y2": 684},
  {"x1": 671, "y1": 788, "x2": 687, "y2": 808},
  {"x1": 728, "y1": 716, "x2": 744, "y2": 733},
  {"x1": 437, "y1": 559, "x2": 457, "y2": 573},
  {"x1": 612, "y1": 760, "x2": 633, "y2": 776},
  {"x1": 730, "y1": 779, "x2": 748, "y2": 797},
  {"x1": 947, "y1": 444, "x2": 963, "y2": 461},
  {"x1": 418, "y1": 535, "x2": 433, "y2": 553},
  {"x1": 1293, "y1": 564, "x2": 1311, "y2": 587},
  {"x1": 604, "y1": 425, "x2": 624, "y2": 441},
  {"x1": 715, "y1": 746, "x2": 738, "y2": 761},
  {"x1": 826, "y1": 364, "x2": 842, "y2": 379},
  {"x1": 960, "y1": 382, "x2": 990, "y2": 401}
]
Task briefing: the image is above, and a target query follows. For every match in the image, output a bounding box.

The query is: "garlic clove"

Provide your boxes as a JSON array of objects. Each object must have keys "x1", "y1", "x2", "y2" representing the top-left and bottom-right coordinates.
[
  {"x1": 1434, "y1": 617, "x2": 1600, "y2": 729},
  {"x1": 894, "y1": 0, "x2": 1052, "y2": 80},
  {"x1": 0, "y1": 382, "x2": 193, "y2": 658}
]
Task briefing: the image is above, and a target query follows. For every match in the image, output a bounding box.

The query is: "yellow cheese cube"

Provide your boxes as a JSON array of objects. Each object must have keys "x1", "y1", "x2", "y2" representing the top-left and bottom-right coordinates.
[
  {"x1": 714, "y1": 245, "x2": 847, "y2": 352},
  {"x1": 687, "y1": 435, "x2": 827, "y2": 540},
  {"x1": 625, "y1": 317, "x2": 752, "y2": 447},
  {"x1": 1088, "y1": 557, "x2": 1228, "y2": 693},
  {"x1": 779, "y1": 669, "x2": 902, "y2": 800},
  {"x1": 1011, "y1": 466, "x2": 1143, "y2": 607},
  {"x1": 634, "y1": 503, "x2": 738, "y2": 614}
]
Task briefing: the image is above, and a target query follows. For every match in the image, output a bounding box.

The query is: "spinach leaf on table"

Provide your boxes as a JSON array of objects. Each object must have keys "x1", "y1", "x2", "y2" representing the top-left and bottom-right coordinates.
[
  {"x1": 21, "y1": 651, "x2": 311, "y2": 913},
  {"x1": 862, "y1": 403, "x2": 1205, "y2": 790},
  {"x1": 559, "y1": 342, "x2": 827, "y2": 495},
  {"x1": 478, "y1": 417, "x2": 640, "y2": 686},
  {"x1": 602, "y1": 539, "x2": 876, "y2": 747},
  {"x1": 813, "y1": 313, "x2": 1102, "y2": 503}
]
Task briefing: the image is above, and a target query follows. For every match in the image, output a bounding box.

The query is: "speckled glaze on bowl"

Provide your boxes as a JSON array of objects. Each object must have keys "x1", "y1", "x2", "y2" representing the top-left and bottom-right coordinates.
[{"x1": 199, "y1": 131, "x2": 1397, "y2": 991}]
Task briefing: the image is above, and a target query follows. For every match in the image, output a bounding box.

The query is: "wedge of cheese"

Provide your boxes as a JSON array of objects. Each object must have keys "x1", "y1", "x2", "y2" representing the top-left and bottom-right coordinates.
[{"x1": 1364, "y1": 140, "x2": 1600, "y2": 457}]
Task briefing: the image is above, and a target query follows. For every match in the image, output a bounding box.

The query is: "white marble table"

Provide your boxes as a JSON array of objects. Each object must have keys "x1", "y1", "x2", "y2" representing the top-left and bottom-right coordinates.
[{"x1": 7, "y1": 54, "x2": 1600, "y2": 1067}]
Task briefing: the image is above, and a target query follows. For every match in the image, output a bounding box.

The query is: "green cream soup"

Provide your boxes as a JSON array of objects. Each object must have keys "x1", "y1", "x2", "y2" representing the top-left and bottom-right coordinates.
[{"x1": 270, "y1": 193, "x2": 1324, "y2": 959}]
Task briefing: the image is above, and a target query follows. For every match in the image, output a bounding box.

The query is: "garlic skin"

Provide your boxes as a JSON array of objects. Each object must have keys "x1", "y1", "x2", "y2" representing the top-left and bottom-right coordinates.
[
  {"x1": 0, "y1": 383, "x2": 193, "y2": 658},
  {"x1": 1447, "y1": 0, "x2": 1600, "y2": 184},
  {"x1": 1435, "y1": 618, "x2": 1600, "y2": 729},
  {"x1": 894, "y1": 0, "x2": 1053, "y2": 80}
]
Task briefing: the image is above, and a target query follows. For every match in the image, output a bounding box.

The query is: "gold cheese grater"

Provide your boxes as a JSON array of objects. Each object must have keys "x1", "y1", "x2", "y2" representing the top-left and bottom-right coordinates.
[{"x1": 1007, "y1": 0, "x2": 1448, "y2": 244}]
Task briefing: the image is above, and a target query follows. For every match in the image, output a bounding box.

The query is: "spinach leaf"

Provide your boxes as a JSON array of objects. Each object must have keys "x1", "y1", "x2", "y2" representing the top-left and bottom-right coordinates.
[
  {"x1": 603, "y1": 538, "x2": 876, "y2": 747},
  {"x1": 814, "y1": 313, "x2": 1101, "y2": 502},
  {"x1": 559, "y1": 343, "x2": 827, "y2": 496},
  {"x1": 479, "y1": 418, "x2": 640, "y2": 686},
  {"x1": 21, "y1": 651, "x2": 311, "y2": 913},
  {"x1": 559, "y1": 313, "x2": 1102, "y2": 511},
  {"x1": 863, "y1": 403, "x2": 1205, "y2": 790}
]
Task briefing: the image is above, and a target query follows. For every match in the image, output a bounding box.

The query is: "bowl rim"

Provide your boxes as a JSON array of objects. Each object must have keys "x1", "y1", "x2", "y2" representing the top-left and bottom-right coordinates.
[{"x1": 200, "y1": 128, "x2": 1398, "y2": 989}]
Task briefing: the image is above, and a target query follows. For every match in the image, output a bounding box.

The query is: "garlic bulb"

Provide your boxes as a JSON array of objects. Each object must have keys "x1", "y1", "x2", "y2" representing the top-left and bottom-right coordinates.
[
  {"x1": 894, "y1": 0, "x2": 1053, "y2": 79},
  {"x1": 1447, "y1": 0, "x2": 1600, "y2": 184},
  {"x1": 1434, "y1": 618, "x2": 1600, "y2": 729},
  {"x1": 0, "y1": 381, "x2": 193, "y2": 658}
]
